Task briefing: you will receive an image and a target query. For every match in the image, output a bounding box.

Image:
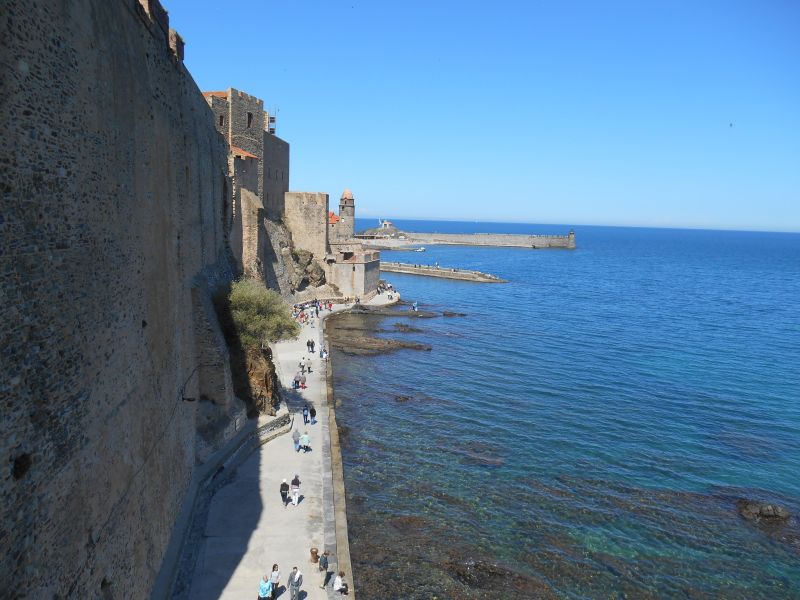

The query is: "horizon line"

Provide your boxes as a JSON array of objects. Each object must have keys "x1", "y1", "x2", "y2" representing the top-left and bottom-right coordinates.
[{"x1": 354, "y1": 214, "x2": 800, "y2": 235}]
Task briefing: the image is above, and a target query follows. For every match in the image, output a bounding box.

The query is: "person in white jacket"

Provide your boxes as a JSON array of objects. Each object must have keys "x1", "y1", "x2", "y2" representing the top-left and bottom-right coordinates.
[{"x1": 333, "y1": 570, "x2": 349, "y2": 595}]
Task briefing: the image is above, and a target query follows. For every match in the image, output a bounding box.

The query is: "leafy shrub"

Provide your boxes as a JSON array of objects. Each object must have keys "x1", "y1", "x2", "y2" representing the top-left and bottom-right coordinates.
[{"x1": 227, "y1": 278, "x2": 299, "y2": 351}]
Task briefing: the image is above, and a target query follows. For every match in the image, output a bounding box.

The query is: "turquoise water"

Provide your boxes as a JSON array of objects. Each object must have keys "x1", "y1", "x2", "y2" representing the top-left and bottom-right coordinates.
[{"x1": 332, "y1": 222, "x2": 800, "y2": 599}]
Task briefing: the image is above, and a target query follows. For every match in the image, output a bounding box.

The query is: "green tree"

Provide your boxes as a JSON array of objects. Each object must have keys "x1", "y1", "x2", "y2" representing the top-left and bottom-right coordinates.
[{"x1": 227, "y1": 278, "x2": 299, "y2": 351}]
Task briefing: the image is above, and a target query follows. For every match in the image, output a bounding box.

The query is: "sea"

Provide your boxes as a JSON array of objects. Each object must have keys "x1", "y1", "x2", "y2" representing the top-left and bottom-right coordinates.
[{"x1": 330, "y1": 220, "x2": 800, "y2": 599}]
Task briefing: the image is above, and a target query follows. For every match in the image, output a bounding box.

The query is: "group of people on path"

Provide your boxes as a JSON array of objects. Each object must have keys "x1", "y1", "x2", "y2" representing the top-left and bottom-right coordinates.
[
  {"x1": 292, "y1": 429, "x2": 312, "y2": 453},
  {"x1": 257, "y1": 296, "x2": 357, "y2": 600},
  {"x1": 293, "y1": 356, "x2": 312, "y2": 389},
  {"x1": 292, "y1": 299, "x2": 335, "y2": 326},
  {"x1": 279, "y1": 474, "x2": 302, "y2": 507},
  {"x1": 257, "y1": 559, "x2": 348, "y2": 599},
  {"x1": 257, "y1": 564, "x2": 304, "y2": 600}
]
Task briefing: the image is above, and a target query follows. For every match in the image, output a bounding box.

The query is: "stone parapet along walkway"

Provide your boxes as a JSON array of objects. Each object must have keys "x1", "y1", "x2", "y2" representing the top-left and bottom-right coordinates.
[{"x1": 186, "y1": 291, "x2": 397, "y2": 600}]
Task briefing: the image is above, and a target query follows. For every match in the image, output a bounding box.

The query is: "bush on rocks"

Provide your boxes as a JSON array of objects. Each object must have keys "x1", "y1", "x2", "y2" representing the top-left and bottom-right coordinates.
[{"x1": 228, "y1": 278, "x2": 299, "y2": 351}]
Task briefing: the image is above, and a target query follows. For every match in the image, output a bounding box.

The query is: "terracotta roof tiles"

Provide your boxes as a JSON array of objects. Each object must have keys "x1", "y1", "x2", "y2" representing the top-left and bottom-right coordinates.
[{"x1": 231, "y1": 146, "x2": 258, "y2": 159}]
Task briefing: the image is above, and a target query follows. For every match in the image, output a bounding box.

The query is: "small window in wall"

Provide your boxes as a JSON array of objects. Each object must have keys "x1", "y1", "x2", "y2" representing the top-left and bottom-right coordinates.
[
  {"x1": 247, "y1": 112, "x2": 253, "y2": 128},
  {"x1": 352, "y1": 265, "x2": 356, "y2": 272},
  {"x1": 219, "y1": 115, "x2": 225, "y2": 127}
]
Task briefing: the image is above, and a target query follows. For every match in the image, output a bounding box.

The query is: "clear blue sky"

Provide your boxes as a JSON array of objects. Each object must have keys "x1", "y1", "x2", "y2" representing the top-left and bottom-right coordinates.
[{"x1": 167, "y1": 0, "x2": 800, "y2": 231}]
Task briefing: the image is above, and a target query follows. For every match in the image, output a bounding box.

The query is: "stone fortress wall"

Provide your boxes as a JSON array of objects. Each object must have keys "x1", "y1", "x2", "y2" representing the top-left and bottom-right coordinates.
[
  {"x1": 283, "y1": 191, "x2": 330, "y2": 259},
  {"x1": 263, "y1": 132, "x2": 290, "y2": 219},
  {"x1": 204, "y1": 88, "x2": 289, "y2": 222},
  {"x1": 1, "y1": 0, "x2": 250, "y2": 597},
  {"x1": 229, "y1": 151, "x2": 265, "y2": 281}
]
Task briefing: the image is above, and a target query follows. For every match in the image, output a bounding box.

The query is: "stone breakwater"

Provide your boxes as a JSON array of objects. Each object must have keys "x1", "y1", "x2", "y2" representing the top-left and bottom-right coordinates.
[
  {"x1": 359, "y1": 231, "x2": 576, "y2": 249},
  {"x1": 380, "y1": 262, "x2": 507, "y2": 283}
]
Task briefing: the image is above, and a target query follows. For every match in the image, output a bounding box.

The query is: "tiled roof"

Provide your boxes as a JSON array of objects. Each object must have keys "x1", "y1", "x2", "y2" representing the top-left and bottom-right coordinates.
[
  {"x1": 202, "y1": 91, "x2": 228, "y2": 99},
  {"x1": 231, "y1": 146, "x2": 258, "y2": 159},
  {"x1": 329, "y1": 211, "x2": 340, "y2": 224}
]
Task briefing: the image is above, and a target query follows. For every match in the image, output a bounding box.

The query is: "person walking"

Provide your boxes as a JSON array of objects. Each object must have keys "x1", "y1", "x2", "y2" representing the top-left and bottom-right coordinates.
[
  {"x1": 299, "y1": 356, "x2": 306, "y2": 374},
  {"x1": 287, "y1": 567, "x2": 303, "y2": 600},
  {"x1": 310, "y1": 339, "x2": 316, "y2": 353},
  {"x1": 299, "y1": 373, "x2": 307, "y2": 389},
  {"x1": 293, "y1": 372, "x2": 301, "y2": 390},
  {"x1": 258, "y1": 574, "x2": 272, "y2": 600},
  {"x1": 302, "y1": 405, "x2": 309, "y2": 425},
  {"x1": 306, "y1": 357, "x2": 313, "y2": 373},
  {"x1": 333, "y1": 570, "x2": 349, "y2": 595},
  {"x1": 291, "y1": 474, "x2": 301, "y2": 505},
  {"x1": 318, "y1": 550, "x2": 330, "y2": 588},
  {"x1": 279, "y1": 479, "x2": 290, "y2": 507},
  {"x1": 269, "y1": 564, "x2": 281, "y2": 600},
  {"x1": 309, "y1": 405, "x2": 317, "y2": 424},
  {"x1": 299, "y1": 431, "x2": 311, "y2": 453},
  {"x1": 291, "y1": 429, "x2": 300, "y2": 453}
]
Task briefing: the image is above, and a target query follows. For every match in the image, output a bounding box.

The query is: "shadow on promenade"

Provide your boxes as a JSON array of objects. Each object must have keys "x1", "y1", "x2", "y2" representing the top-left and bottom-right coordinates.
[{"x1": 181, "y1": 384, "x2": 305, "y2": 599}]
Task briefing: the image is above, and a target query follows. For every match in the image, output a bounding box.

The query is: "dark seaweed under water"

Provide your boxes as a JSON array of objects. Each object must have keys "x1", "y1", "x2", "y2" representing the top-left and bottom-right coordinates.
[{"x1": 330, "y1": 222, "x2": 800, "y2": 600}]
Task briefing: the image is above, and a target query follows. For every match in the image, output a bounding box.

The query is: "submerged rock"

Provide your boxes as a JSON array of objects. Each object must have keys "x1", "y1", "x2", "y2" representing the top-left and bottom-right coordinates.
[
  {"x1": 442, "y1": 310, "x2": 467, "y2": 317},
  {"x1": 393, "y1": 322, "x2": 423, "y2": 333},
  {"x1": 737, "y1": 499, "x2": 791, "y2": 524},
  {"x1": 446, "y1": 558, "x2": 557, "y2": 597},
  {"x1": 330, "y1": 335, "x2": 431, "y2": 356}
]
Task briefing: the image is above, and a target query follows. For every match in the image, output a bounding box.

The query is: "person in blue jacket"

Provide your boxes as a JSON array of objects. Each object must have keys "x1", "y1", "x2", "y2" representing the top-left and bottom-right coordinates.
[{"x1": 258, "y1": 573, "x2": 273, "y2": 599}]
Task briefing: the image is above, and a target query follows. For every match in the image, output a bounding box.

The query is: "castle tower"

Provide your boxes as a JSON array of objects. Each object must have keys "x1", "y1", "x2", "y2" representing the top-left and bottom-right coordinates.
[{"x1": 339, "y1": 188, "x2": 355, "y2": 240}]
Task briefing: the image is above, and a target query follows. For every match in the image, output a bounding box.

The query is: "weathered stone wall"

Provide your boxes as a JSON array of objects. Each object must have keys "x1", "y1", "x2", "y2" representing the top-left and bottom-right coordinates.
[
  {"x1": 205, "y1": 94, "x2": 230, "y2": 139},
  {"x1": 0, "y1": 0, "x2": 240, "y2": 597},
  {"x1": 327, "y1": 256, "x2": 380, "y2": 299},
  {"x1": 231, "y1": 154, "x2": 265, "y2": 280},
  {"x1": 263, "y1": 133, "x2": 289, "y2": 220},
  {"x1": 283, "y1": 192, "x2": 330, "y2": 259},
  {"x1": 228, "y1": 89, "x2": 265, "y2": 200},
  {"x1": 364, "y1": 258, "x2": 381, "y2": 295}
]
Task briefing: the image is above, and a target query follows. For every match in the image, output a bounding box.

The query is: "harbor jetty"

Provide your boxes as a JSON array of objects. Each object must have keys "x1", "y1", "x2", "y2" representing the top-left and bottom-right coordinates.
[
  {"x1": 356, "y1": 222, "x2": 575, "y2": 250},
  {"x1": 381, "y1": 261, "x2": 507, "y2": 283}
]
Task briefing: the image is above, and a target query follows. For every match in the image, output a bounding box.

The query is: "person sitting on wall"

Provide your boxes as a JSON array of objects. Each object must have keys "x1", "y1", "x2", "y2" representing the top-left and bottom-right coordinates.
[{"x1": 333, "y1": 571, "x2": 349, "y2": 595}]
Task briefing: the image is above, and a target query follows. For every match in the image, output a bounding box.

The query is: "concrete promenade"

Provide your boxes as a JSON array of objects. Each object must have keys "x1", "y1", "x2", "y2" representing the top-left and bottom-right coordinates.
[
  {"x1": 188, "y1": 293, "x2": 396, "y2": 600},
  {"x1": 381, "y1": 261, "x2": 506, "y2": 283}
]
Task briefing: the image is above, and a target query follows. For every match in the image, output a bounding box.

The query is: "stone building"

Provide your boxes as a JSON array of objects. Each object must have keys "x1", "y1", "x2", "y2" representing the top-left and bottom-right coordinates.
[
  {"x1": 204, "y1": 87, "x2": 380, "y2": 301},
  {"x1": 203, "y1": 88, "x2": 289, "y2": 281},
  {"x1": 284, "y1": 188, "x2": 381, "y2": 299},
  {"x1": 203, "y1": 88, "x2": 289, "y2": 220}
]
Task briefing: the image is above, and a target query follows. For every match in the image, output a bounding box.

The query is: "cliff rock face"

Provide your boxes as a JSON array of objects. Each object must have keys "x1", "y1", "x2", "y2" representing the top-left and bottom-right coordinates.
[
  {"x1": 262, "y1": 218, "x2": 331, "y2": 298},
  {"x1": 0, "y1": 1, "x2": 245, "y2": 597}
]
